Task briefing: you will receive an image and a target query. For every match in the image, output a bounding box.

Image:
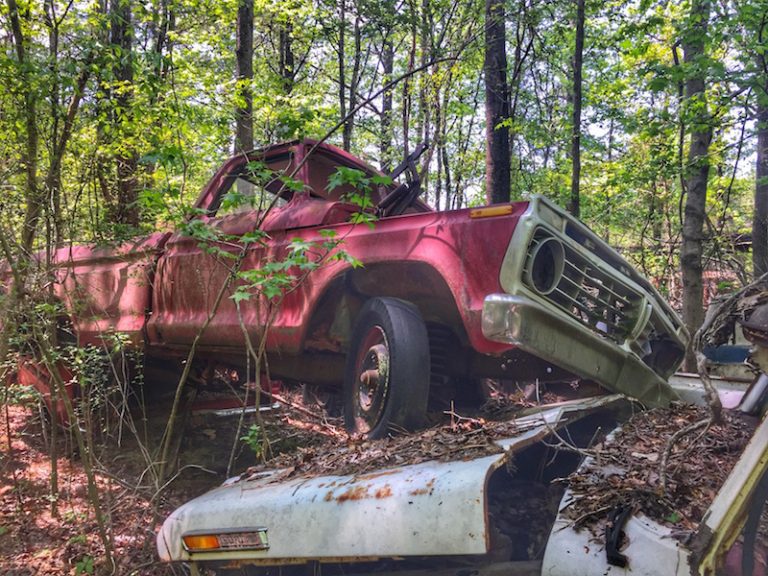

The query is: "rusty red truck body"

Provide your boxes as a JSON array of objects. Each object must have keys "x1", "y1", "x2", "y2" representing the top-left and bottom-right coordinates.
[{"x1": 41, "y1": 139, "x2": 687, "y2": 436}]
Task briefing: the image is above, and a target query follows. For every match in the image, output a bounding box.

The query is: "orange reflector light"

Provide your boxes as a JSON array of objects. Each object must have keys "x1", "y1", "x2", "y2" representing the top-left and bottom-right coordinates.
[
  {"x1": 182, "y1": 529, "x2": 270, "y2": 552},
  {"x1": 182, "y1": 534, "x2": 221, "y2": 551},
  {"x1": 469, "y1": 205, "x2": 513, "y2": 219}
]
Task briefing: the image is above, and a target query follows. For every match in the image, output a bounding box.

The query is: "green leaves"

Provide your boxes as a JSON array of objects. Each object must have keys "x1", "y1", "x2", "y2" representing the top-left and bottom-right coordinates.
[
  {"x1": 326, "y1": 166, "x2": 384, "y2": 228},
  {"x1": 327, "y1": 166, "x2": 367, "y2": 191},
  {"x1": 231, "y1": 229, "x2": 359, "y2": 304}
]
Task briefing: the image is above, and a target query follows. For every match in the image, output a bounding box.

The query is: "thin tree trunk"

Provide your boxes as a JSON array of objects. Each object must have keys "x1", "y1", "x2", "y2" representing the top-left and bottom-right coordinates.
[
  {"x1": 754, "y1": 63, "x2": 768, "y2": 277},
  {"x1": 343, "y1": 16, "x2": 362, "y2": 151},
  {"x1": 279, "y1": 23, "x2": 295, "y2": 94},
  {"x1": 434, "y1": 95, "x2": 443, "y2": 209},
  {"x1": 402, "y1": 11, "x2": 418, "y2": 155},
  {"x1": 680, "y1": 0, "x2": 713, "y2": 371},
  {"x1": 110, "y1": 0, "x2": 139, "y2": 227},
  {"x1": 45, "y1": 60, "x2": 92, "y2": 249},
  {"x1": 43, "y1": 1, "x2": 65, "y2": 244},
  {"x1": 605, "y1": 116, "x2": 614, "y2": 242},
  {"x1": 338, "y1": 0, "x2": 347, "y2": 150},
  {"x1": 235, "y1": 0, "x2": 254, "y2": 154},
  {"x1": 380, "y1": 35, "x2": 394, "y2": 173},
  {"x1": 8, "y1": 0, "x2": 40, "y2": 258},
  {"x1": 569, "y1": 0, "x2": 585, "y2": 217},
  {"x1": 484, "y1": 0, "x2": 510, "y2": 205},
  {"x1": 418, "y1": 0, "x2": 431, "y2": 165}
]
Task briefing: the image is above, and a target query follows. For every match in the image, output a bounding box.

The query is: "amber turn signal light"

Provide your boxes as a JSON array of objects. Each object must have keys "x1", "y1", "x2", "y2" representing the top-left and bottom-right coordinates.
[
  {"x1": 469, "y1": 205, "x2": 513, "y2": 219},
  {"x1": 182, "y1": 534, "x2": 221, "y2": 551}
]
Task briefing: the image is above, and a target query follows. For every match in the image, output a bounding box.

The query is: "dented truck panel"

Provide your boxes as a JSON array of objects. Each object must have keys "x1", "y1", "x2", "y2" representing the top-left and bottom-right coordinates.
[
  {"x1": 38, "y1": 139, "x2": 687, "y2": 401},
  {"x1": 543, "y1": 400, "x2": 768, "y2": 576},
  {"x1": 159, "y1": 455, "x2": 498, "y2": 563},
  {"x1": 158, "y1": 392, "x2": 768, "y2": 576},
  {"x1": 148, "y1": 203, "x2": 523, "y2": 356},
  {"x1": 51, "y1": 232, "x2": 170, "y2": 346},
  {"x1": 483, "y1": 196, "x2": 687, "y2": 405}
]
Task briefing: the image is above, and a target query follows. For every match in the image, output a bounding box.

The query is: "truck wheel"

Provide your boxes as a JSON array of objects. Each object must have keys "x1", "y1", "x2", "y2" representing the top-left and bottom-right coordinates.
[{"x1": 344, "y1": 297, "x2": 430, "y2": 438}]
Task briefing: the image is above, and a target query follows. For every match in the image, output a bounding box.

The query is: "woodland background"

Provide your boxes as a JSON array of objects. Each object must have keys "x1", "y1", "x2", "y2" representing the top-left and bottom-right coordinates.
[
  {"x1": 0, "y1": 0, "x2": 767, "y2": 347},
  {"x1": 0, "y1": 0, "x2": 767, "y2": 573}
]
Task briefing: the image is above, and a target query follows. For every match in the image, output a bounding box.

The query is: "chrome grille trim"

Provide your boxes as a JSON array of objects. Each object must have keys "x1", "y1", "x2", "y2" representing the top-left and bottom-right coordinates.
[{"x1": 522, "y1": 227, "x2": 644, "y2": 343}]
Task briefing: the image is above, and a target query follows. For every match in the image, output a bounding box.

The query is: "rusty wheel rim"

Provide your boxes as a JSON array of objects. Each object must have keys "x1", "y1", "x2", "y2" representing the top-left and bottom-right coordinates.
[{"x1": 353, "y1": 326, "x2": 390, "y2": 433}]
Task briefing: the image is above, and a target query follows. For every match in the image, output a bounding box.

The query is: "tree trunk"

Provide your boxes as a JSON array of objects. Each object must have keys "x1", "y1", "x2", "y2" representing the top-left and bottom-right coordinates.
[
  {"x1": 234, "y1": 0, "x2": 254, "y2": 154},
  {"x1": 402, "y1": 13, "x2": 418, "y2": 155},
  {"x1": 568, "y1": 0, "x2": 585, "y2": 217},
  {"x1": 484, "y1": 0, "x2": 510, "y2": 205},
  {"x1": 343, "y1": 16, "x2": 362, "y2": 151},
  {"x1": 380, "y1": 35, "x2": 394, "y2": 173},
  {"x1": 110, "y1": 0, "x2": 139, "y2": 227},
  {"x1": 754, "y1": 62, "x2": 768, "y2": 277},
  {"x1": 680, "y1": 0, "x2": 713, "y2": 371},
  {"x1": 7, "y1": 0, "x2": 40, "y2": 257},
  {"x1": 43, "y1": 1, "x2": 65, "y2": 244},
  {"x1": 279, "y1": 23, "x2": 295, "y2": 94},
  {"x1": 338, "y1": 0, "x2": 347, "y2": 150}
]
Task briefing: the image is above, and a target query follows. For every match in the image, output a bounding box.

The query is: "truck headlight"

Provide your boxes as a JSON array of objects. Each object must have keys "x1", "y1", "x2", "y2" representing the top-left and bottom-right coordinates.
[{"x1": 525, "y1": 236, "x2": 565, "y2": 296}]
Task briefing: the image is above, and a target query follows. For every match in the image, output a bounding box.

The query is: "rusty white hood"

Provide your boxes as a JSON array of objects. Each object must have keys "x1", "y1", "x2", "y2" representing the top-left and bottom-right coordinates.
[{"x1": 157, "y1": 395, "x2": 624, "y2": 565}]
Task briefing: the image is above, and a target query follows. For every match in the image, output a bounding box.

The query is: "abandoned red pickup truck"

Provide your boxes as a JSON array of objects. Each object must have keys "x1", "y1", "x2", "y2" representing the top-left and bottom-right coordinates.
[{"x1": 34, "y1": 139, "x2": 686, "y2": 436}]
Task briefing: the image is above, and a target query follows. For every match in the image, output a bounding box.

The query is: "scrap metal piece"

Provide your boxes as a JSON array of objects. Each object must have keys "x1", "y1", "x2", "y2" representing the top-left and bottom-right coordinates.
[{"x1": 158, "y1": 397, "x2": 625, "y2": 566}]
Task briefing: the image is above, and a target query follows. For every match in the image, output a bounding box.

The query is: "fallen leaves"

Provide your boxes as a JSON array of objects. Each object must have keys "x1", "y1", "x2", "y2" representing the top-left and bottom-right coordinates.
[
  {"x1": 242, "y1": 415, "x2": 521, "y2": 481},
  {"x1": 564, "y1": 404, "x2": 756, "y2": 535}
]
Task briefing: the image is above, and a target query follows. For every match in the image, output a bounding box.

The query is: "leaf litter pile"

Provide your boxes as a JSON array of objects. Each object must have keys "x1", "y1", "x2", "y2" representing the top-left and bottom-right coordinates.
[
  {"x1": 2, "y1": 377, "x2": 761, "y2": 575},
  {"x1": 564, "y1": 404, "x2": 756, "y2": 535},
  {"x1": 241, "y1": 412, "x2": 523, "y2": 481}
]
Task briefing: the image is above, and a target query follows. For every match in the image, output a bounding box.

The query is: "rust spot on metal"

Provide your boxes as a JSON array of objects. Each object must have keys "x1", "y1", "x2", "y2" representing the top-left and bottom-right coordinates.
[
  {"x1": 409, "y1": 478, "x2": 436, "y2": 496},
  {"x1": 324, "y1": 491, "x2": 334, "y2": 502},
  {"x1": 375, "y1": 485, "x2": 392, "y2": 499},
  {"x1": 336, "y1": 485, "x2": 370, "y2": 503}
]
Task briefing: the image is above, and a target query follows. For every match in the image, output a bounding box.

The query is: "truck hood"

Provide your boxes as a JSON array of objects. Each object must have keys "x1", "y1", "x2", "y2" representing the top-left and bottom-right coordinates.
[{"x1": 157, "y1": 395, "x2": 626, "y2": 564}]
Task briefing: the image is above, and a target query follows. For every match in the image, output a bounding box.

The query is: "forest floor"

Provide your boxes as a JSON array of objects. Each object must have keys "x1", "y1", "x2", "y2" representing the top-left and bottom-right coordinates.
[
  {"x1": 0, "y1": 385, "x2": 349, "y2": 576},
  {"x1": 0, "y1": 384, "x2": 766, "y2": 575},
  {"x1": 0, "y1": 402, "x2": 179, "y2": 575}
]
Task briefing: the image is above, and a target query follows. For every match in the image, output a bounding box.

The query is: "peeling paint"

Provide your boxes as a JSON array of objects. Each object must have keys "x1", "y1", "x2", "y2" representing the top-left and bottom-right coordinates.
[
  {"x1": 374, "y1": 485, "x2": 392, "y2": 499},
  {"x1": 335, "y1": 485, "x2": 371, "y2": 503}
]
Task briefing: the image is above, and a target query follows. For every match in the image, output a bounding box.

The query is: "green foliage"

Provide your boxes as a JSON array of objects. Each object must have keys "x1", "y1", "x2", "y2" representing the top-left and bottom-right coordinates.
[
  {"x1": 2, "y1": 383, "x2": 40, "y2": 407},
  {"x1": 240, "y1": 423, "x2": 264, "y2": 459},
  {"x1": 0, "y1": 0, "x2": 756, "y2": 281},
  {"x1": 328, "y1": 166, "x2": 388, "y2": 227},
  {"x1": 74, "y1": 555, "x2": 94, "y2": 575},
  {"x1": 231, "y1": 230, "x2": 361, "y2": 303}
]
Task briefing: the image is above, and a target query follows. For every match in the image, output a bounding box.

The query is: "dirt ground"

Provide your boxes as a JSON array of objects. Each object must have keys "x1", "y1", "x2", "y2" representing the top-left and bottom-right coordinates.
[
  {"x1": 1, "y1": 385, "x2": 766, "y2": 575},
  {"x1": 0, "y1": 403, "x2": 176, "y2": 575}
]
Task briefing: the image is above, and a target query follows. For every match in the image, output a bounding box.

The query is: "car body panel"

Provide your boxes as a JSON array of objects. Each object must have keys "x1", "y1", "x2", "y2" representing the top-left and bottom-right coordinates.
[
  {"x1": 159, "y1": 389, "x2": 768, "y2": 576},
  {"x1": 50, "y1": 232, "x2": 170, "y2": 346},
  {"x1": 544, "y1": 397, "x2": 768, "y2": 576},
  {"x1": 157, "y1": 395, "x2": 625, "y2": 564}
]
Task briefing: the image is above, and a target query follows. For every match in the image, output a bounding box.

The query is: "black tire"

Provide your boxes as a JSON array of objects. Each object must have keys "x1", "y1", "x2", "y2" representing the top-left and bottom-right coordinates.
[{"x1": 344, "y1": 297, "x2": 430, "y2": 438}]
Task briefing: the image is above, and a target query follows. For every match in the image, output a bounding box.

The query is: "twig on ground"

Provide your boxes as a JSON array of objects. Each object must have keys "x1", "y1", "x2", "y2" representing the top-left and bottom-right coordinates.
[
  {"x1": 659, "y1": 417, "x2": 712, "y2": 495},
  {"x1": 264, "y1": 390, "x2": 344, "y2": 436},
  {"x1": 152, "y1": 464, "x2": 218, "y2": 502}
]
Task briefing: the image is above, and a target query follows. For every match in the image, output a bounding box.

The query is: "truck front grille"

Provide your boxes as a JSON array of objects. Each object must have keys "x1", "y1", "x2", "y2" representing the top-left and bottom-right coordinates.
[{"x1": 522, "y1": 228, "x2": 644, "y2": 343}]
